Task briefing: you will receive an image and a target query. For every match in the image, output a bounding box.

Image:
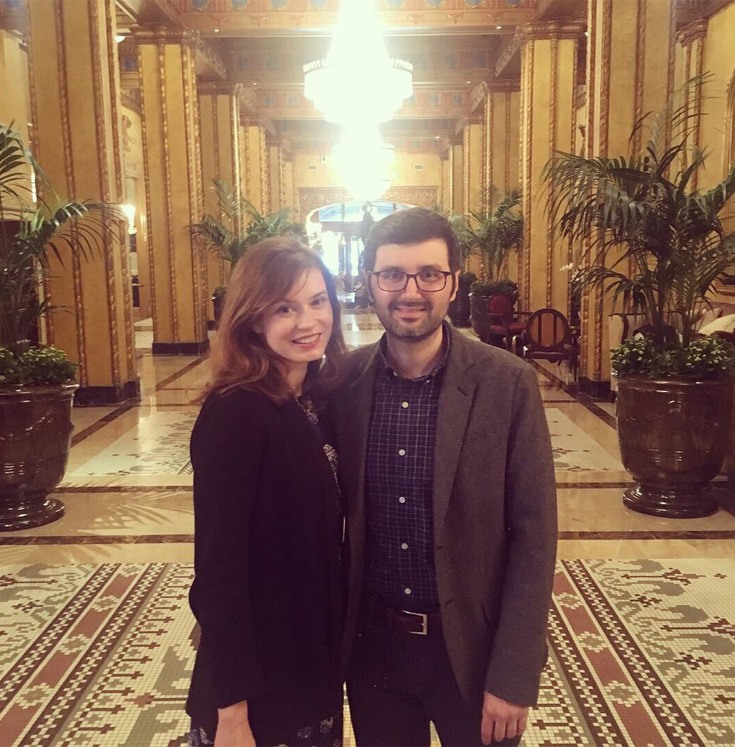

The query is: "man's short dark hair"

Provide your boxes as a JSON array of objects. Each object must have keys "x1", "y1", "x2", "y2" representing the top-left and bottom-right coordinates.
[{"x1": 363, "y1": 207, "x2": 461, "y2": 272}]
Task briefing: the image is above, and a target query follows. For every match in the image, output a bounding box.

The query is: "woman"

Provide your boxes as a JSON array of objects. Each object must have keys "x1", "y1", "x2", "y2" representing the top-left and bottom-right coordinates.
[{"x1": 186, "y1": 237, "x2": 346, "y2": 747}]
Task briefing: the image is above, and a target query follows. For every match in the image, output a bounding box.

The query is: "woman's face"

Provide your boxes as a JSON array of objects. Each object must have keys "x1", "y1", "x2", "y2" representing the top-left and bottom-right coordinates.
[{"x1": 257, "y1": 267, "x2": 334, "y2": 375}]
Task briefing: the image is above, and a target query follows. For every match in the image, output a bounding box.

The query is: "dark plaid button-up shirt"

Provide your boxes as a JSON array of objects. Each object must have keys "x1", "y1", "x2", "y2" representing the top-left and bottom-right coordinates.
[{"x1": 363, "y1": 328, "x2": 450, "y2": 612}]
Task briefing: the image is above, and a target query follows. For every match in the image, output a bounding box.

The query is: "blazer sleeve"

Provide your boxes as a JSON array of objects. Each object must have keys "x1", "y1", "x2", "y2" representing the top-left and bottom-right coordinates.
[
  {"x1": 189, "y1": 391, "x2": 269, "y2": 709},
  {"x1": 484, "y1": 364, "x2": 558, "y2": 706}
]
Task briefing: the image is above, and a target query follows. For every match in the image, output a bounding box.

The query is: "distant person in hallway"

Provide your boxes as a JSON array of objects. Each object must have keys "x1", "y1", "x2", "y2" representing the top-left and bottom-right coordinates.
[
  {"x1": 331, "y1": 208, "x2": 557, "y2": 746},
  {"x1": 186, "y1": 238, "x2": 346, "y2": 747}
]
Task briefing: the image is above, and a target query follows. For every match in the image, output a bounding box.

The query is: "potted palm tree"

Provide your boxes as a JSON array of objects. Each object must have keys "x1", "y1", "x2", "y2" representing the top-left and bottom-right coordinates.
[
  {"x1": 545, "y1": 81, "x2": 735, "y2": 518},
  {"x1": 191, "y1": 180, "x2": 306, "y2": 323},
  {"x1": 0, "y1": 123, "x2": 107, "y2": 530},
  {"x1": 453, "y1": 188, "x2": 524, "y2": 339}
]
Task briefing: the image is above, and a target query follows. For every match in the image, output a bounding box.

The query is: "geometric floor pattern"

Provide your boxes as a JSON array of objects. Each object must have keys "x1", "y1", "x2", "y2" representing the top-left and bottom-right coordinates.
[{"x1": 1, "y1": 560, "x2": 733, "y2": 746}]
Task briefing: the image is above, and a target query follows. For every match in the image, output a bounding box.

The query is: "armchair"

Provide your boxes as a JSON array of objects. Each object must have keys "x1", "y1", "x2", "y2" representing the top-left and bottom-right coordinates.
[
  {"x1": 483, "y1": 294, "x2": 531, "y2": 353},
  {"x1": 522, "y1": 307, "x2": 579, "y2": 380}
]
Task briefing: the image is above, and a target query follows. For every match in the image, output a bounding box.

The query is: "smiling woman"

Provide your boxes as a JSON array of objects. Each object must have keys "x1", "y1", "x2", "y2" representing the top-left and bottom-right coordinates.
[{"x1": 185, "y1": 237, "x2": 347, "y2": 747}]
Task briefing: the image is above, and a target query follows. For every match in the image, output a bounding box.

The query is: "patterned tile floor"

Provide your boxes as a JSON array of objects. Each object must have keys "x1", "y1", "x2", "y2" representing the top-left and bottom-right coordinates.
[{"x1": 1, "y1": 312, "x2": 734, "y2": 746}]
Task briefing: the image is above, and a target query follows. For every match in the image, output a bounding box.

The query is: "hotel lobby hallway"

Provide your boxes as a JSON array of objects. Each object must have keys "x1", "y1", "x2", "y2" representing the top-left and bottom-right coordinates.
[{"x1": 0, "y1": 313, "x2": 734, "y2": 746}]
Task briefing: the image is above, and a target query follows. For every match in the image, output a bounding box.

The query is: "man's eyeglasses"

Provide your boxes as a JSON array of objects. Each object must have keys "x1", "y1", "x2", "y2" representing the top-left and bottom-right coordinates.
[{"x1": 368, "y1": 269, "x2": 454, "y2": 293}]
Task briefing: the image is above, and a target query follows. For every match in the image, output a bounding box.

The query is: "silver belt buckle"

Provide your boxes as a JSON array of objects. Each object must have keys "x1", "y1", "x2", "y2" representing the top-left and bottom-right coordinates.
[{"x1": 404, "y1": 609, "x2": 428, "y2": 635}]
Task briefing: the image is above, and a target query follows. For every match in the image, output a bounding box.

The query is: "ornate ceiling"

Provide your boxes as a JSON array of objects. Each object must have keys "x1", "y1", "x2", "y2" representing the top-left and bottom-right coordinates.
[{"x1": 1, "y1": 0, "x2": 724, "y2": 151}]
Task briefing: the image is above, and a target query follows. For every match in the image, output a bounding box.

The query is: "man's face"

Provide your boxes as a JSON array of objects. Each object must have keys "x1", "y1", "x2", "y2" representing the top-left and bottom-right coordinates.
[{"x1": 367, "y1": 238, "x2": 459, "y2": 343}]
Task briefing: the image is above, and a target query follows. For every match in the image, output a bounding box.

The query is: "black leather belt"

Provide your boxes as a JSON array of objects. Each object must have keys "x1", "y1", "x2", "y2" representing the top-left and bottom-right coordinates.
[{"x1": 361, "y1": 594, "x2": 442, "y2": 636}]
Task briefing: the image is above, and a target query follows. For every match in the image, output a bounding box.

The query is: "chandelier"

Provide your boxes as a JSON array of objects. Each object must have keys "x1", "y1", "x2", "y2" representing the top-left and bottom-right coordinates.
[
  {"x1": 332, "y1": 125, "x2": 395, "y2": 201},
  {"x1": 303, "y1": 0, "x2": 413, "y2": 126}
]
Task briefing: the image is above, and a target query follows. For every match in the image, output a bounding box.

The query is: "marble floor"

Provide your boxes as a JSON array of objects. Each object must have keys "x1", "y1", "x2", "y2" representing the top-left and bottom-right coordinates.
[
  {"x1": 2, "y1": 311, "x2": 733, "y2": 564},
  {"x1": 1, "y1": 313, "x2": 734, "y2": 746}
]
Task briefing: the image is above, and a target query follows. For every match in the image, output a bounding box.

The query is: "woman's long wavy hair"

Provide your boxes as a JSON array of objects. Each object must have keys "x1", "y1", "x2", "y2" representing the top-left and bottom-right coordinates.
[{"x1": 200, "y1": 237, "x2": 345, "y2": 404}]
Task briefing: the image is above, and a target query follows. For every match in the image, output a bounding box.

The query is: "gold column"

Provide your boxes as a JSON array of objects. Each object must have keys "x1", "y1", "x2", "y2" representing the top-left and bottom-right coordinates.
[
  {"x1": 462, "y1": 118, "x2": 483, "y2": 276},
  {"x1": 464, "y1": 118, "x2": 483, "y2": 216},
  {"x1": 198, "y1": 82, "x2": 242, "y2": 318},
  {"x1": 581, "y1": 0, "x2": 675, "y2": 390},
  {"x1": 451, "y1": 141, "x2": 463, "y2": 216},
  {"x1": 483, "y1": 83, "x2": 521, "y2": 281},
  {"x1": 268, "y1": 139, "x2": 282, "y2": 213},
  {"x1": 281, "y1": 140, "x2": 295, "y2": 212},
  {"x1": 484, "y1": 85, "x2": 521, "y2": 196},
  {"x1": 242, "y1": 121, "x2": 270, "y2": 214},
  {"x1": 676, "y1": 20, "x2": 707, "y2": 190},
  {"x1": 26, "y1": 0, "x2": 137, "y2": 403},
  {"x1": 444, "y1": 143, "x2": 454, "y2": 215},
  {"x1": 136, "y1": 27, "x2": 207, "y2": 354},
  {"x1": 519, "y1": 21, "x2": 583, "y2": 313},
  {"x1": 440, "y1": 144, "x2": 452, "y2": 214}
]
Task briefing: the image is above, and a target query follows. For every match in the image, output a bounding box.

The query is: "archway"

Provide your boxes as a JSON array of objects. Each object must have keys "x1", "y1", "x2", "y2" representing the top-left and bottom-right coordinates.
[{"x1": 306, "y1": 199, "x2": 415, "y2": 282}]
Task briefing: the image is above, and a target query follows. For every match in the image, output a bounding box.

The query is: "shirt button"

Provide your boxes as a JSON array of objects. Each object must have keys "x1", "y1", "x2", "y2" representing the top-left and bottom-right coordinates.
[
  {"x1": 398, "y1": 448, "x2": 406, "y2": 456},
  {"x1": 398, "y1": 496, "x2": 406, "y2": 504},
  {"x1": 404, "y1": 588, "x2": 412, "y2": 595},
  {"x1": 401, "y1": 401, "x2": 409, "y2": 409},
  {"x1": 401, "y1": 542, "x2": 408, "y2": 550}
]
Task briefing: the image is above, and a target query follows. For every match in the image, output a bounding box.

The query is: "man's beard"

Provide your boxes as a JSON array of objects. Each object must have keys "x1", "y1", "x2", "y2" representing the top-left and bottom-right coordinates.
[{"x1": 375, "y1": 300, "x2": 446, "y2": 342}]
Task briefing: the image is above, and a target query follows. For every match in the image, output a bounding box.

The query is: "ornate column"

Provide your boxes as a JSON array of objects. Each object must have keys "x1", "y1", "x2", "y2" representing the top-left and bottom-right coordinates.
[
  {"x1": 482, "y1": 81, "x2": 521, "y2": 281},
  {"x1": 451, "y1": 140, "x2": 463, "y2": 216},
  {"x1": 440, "y1": 139, "x2": 452, "y2": 214},
  {"x1": 267, "y1": 138, "x2": 283, "y2": 213},
  {"x1": 281, "y1": 140, "x2": 295, "y2": 213},
  {"x1": 483, "y1": 83, "x2": 521, "y2": 196},
  {"x1": 241, "y1": 119, "x2": 270, "y2": 214},
  {"x1": 580, "y1": 0, "x2": 675, "y2": 394},
  {"x1": 136, "y1": 27, "x2": 207, "y2": 355},
  {"x1": 462, "y1": 118, "x2": 483, "y2": 217},
  {"x1": 26, "y1": 0, "x2": 137, "y2": 403},
  {"x1": 676, "y1": 20, "x2": 708, "y2": 190},
  {"x1": 519, "y1": 21, "x2": 583, "y2": 313},
  {"x1": 198, "y1": 82, "x2": 242, "y2": 320}
]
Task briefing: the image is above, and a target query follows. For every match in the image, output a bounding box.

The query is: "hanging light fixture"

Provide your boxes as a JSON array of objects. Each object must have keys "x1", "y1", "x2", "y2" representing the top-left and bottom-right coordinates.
[
  {"x1": 332, "y1": 124, "x2": 395, "y2": 201},
  {"x1": 303, "y1": 0, "x2": 413, "y2": 126}
]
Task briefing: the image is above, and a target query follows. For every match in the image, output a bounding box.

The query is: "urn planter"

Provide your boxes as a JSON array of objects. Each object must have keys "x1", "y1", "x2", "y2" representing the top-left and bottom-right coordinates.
[
  {"x1": 448, "y1": 284, "x2": 472, "y2": 327},
  {"x1": 616, "y1": 376, "x2": 733, "y2": 518},
  {"x1": 0, "y1": 384, "x2": 78, "y2": 531}
]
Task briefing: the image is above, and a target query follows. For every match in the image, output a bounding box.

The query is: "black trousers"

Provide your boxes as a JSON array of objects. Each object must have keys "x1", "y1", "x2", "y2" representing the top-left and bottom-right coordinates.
[{"x1": 347, "y1": 622, "x2": 522, "y2": 747}]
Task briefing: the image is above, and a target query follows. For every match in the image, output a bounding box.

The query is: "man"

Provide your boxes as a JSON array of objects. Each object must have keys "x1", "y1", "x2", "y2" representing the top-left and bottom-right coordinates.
[{"x1": 332, "y1": 208, "x2": 557, "y2": 746}]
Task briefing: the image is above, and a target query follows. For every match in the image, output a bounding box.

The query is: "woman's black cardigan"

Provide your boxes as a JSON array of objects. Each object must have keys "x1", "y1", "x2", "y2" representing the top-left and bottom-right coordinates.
[{"x1": 186, "y1": 387, "x2": 343, "y2": 730}]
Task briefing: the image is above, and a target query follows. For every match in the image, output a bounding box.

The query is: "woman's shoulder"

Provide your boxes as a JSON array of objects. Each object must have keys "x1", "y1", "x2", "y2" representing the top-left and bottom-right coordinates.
[{"x1": 196, "y1": 387, "x2": 280, "y2": 434}]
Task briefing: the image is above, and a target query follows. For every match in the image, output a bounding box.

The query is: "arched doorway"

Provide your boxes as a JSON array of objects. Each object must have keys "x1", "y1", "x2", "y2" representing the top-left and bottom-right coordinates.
[{"x1": 306, "y1": 199, "x2": 415, "y2": 283}]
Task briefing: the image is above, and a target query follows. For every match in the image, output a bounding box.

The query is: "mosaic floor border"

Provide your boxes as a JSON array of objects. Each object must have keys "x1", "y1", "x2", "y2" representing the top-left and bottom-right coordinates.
[{"x1": 0, "y1": 560, "x2": 732, "y2": 746}]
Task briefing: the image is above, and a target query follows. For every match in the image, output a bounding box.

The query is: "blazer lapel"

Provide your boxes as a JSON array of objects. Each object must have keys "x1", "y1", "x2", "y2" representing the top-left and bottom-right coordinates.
[
  {"x1": 433, "y1": 331, "x2": 477, "y2": 544},
  {"x1": 337, "y1": 350, "x2": 379, "y2": 533}
]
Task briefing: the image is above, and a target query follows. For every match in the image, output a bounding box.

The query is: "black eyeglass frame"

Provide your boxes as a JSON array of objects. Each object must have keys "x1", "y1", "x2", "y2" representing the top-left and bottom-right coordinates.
[{"x1": 367, "y1": 270, "x2": 456, "y2": 293}]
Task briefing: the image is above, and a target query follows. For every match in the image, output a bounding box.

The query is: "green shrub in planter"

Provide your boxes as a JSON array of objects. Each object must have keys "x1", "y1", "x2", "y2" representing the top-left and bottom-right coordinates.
[
  {"x1": 0, "y1": 346, "x2": 77, "y2": 387},
  {"x1": 612, "y1": 335, "x2": 735, "y2": 381}
]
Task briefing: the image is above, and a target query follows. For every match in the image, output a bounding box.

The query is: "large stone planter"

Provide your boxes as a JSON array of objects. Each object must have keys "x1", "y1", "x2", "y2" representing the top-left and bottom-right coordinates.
[
  {"x1": 469, "y1": 293, "x2": 491, "y2": 340},
  {"x1": 448, "y1": 288, "x2": 471, "y2": 327},
  {"x1": 616, "y1": 376, "x2": 733, "y2": 518},
  {"x1": 0, "y1": 384, "x2": 78, "y2": 531}
]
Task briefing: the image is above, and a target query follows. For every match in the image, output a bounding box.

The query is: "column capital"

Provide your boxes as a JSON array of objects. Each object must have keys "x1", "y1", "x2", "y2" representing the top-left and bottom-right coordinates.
[
  {"x1": 453, "y1": 116, "x2": 469, "y2": 138},
  {"x1": 468, "y1": 82, "x2": 488, "y2": 114},
  {"x1": 280, "y1": 139, "x2": 294, "y2": 161},
  {"x1": 518, "y1": 20, "x2": 586, "y2": 44},
  {"x1": 676, "y1": 18, "x2": 708, "y2": 47},
  {"x1": 133, "y1": 26, "x2": 226, "y2": 80},
  {"x1": 198, "y1": 81, "x2": 243, "y2": 98}
]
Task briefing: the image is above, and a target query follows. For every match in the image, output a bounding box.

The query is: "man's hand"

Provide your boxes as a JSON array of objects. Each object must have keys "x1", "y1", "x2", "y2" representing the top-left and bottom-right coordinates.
[
  {"x1": 480, "y1": 691, "x2": 528, "y2": 745},
  {"x1": 215, "y1": 701, "x2": 256, "y2": 747}
]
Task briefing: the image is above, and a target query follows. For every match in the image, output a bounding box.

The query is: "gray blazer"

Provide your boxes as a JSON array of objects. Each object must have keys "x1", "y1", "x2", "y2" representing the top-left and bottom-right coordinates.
[{"x1": 332, "y1": 325, "x2": 557, "y2": 709}]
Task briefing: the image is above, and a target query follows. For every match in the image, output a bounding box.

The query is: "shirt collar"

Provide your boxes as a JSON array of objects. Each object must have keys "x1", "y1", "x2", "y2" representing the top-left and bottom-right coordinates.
[{"x1": 376, "y1": 321, "x2": 451, "y2": 382}]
